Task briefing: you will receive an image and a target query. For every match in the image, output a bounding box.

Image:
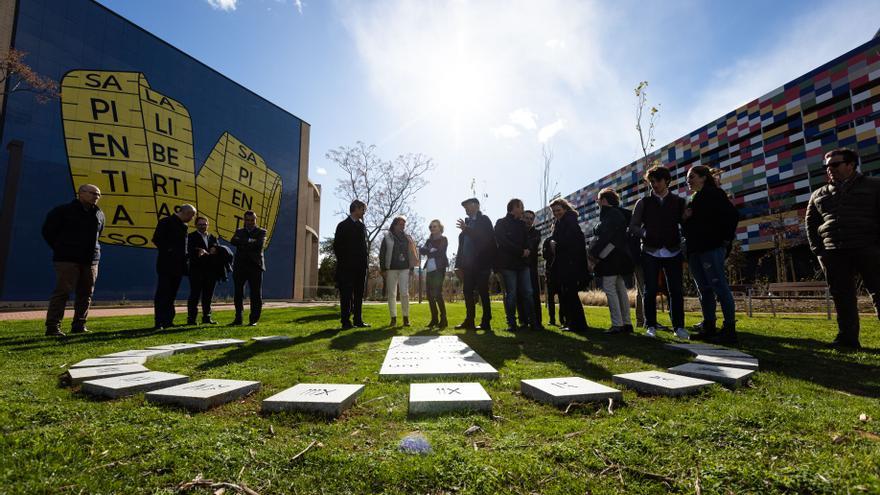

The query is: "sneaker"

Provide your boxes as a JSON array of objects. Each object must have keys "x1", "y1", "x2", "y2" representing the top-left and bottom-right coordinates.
[
  {"x1": 645, "y1": 326, "x2": 657, "y2": 338},
  {"x1": 674, "y1": 327, "x2": 691, "y2": 340}
]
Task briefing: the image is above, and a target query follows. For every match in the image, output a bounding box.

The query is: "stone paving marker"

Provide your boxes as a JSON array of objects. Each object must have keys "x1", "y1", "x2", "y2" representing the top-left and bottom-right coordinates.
[
  {"x1": 81, "y1": 371, "x2": 189, "y2": 398},
  {"x1": 251, "y1": 336, "x2": 294, "y2": 343},
  {"x1": 668, "y1": 362, "x2": 755, "y2": 388},
  {"x1": 101, "y1": 349, "x2": 174, "y2": 359},
  {"x1": 70, "y1": 356, "x2": 148, "y2": 368},
  {"x1": 380, "y1": 336, "x2": 499, "y2": 380},
  {"x1": 65, "y1": 364, "x2": 150, "y2": 385},
  {"x1": 408, "y1": 382, "x2": 493, "y2": 415},
  {"x1": 145, "y1": 379, "x2": 260, "y2": 411},
  {"x1": 261, "y1": 383, "x2": 365, "y2": 417},
  {"x1": 663, "y1": 343, "x2": 724, "y2": 355},
  {"x1": 612, "y1": 370, "x2": 714, "y2": 396},
  {"x1": 693, "y1": 354, "x2": 759, "y2": 370},
  {"x1": 520, "y1": 377, "x2": 622, "y2": 407},
  {"x1": 146, "y1": 343, "x2": 211, "y2": 354},
  {"x1": 195, "y1": 338, "x2": 247, "y2": 350},
  {"x1": 691, "y1": 348, "x2": 754, "y2": 359}
]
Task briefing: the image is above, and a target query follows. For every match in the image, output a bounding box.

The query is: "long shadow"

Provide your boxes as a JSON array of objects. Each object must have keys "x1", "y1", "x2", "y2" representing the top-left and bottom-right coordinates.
[
  {"x1": 289, "y1": 312, "x2": 339, "y2": 324},
  {"x1": 195, "y1": 327, "x2": 342, "y2": 371},
  {"x1": 329, "y1": 327, "x2": 397, "y2": 351},
  {"x1": 4, "y1": 324, "x2": 200, "y2": 352}
]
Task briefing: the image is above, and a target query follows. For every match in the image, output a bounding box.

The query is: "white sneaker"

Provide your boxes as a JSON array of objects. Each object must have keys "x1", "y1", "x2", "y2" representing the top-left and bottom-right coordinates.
[
  {"x1": 674, "y1": 327, "x2": 691, "y2": 340},
  {"x1": 645, "y1": 327, "x2": 657, "y2": 338}
]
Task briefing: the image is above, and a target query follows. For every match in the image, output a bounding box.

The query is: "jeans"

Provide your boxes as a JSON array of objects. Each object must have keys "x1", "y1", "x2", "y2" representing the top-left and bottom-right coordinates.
[
  {"x1": 517, "y1": 266, "x2": 542, "y2": 326},
  {"x1": 689, "y1": 247, "x2": 736, "y2": 329},
  {"x1": 641, "y1": 253, "x2": 685, "y2": 329},
  {"x1": 462, "y1": 268, "x2": 491, "y2": 325},
  {"x1": 385, "y1": 269, "x2": 410, "y2": 317},
  {"x1": 45, "y1": 262, "x2": 98, "y2": 331},
  {"x1": 601, "y1": 275, "x2": 631, "y2": 328},
  {"x1": 501, "y1": 267, "x2": 534, "y2": 328},
  {"x1": 426, "y1": 270, "x2": 446, "y2": 322},
  {"x1": 818, "y1": 245, "x2": 880, "y2": 345}
]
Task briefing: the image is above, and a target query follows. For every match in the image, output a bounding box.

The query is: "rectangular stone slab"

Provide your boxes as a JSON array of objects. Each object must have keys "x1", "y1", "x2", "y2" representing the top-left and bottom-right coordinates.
[
  {"x1": 146, "y1": 343, "x2": 211, "y2": 354},
  {"x1": 65, "y1": 364, "x2": 150, "y2": 385},
  {"x1": 380, "y1": 336, "x2": 498, "y2": 380},
  {"x1": 251, "y1": 336, "x2": 294, "y2": 343},
  {"x1": 668, "y1": 362, "x2": 755, "y2": 388},
  {"x1": 261, "y1": 383, "x2": 365, "y2": 417},
  {"x1": 690, "y1": 348, "x2": 754, "y2": 359},
  {"x1": 693, "y1": 354, "x2": 759, "y2": 370},
  {"x1": 612, "y1": 371, "x2": 714, "y2": 396},
  {"x1": 101, "y1": 349, "x2": 174, "y2": 359},
  {"x1": 70, "y1": 356, "x2": 148, "y2": 369},
  {"x1": 195, "y1": 339, "x2": 247, "y2": 350},
  {"x1": 520, "y1": 377, "x2": 622, "y2": 406},
  {"x1": 81, "y1": 371, "x2": 189, "y2": 398},
  {"x1": 663, "y1": 343, "x2": 725, "y2": 355},
  {"x1": 145, "y1": 379, "x2": 261, "y2": 411},
  {"x1": 408, "y1": 382, "x2": 493, "y2": 415}
]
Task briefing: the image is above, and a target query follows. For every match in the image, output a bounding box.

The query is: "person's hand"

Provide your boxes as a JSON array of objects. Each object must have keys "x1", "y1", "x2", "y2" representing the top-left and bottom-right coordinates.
[
  {"x1": 429, "y1": 247, "x2": 437, "y2": 253},
  {"x1": 683, "y1": 207, "x2": 693, "y2": 221},
  {"x1": 456, "y1": 218, "x2": 467, "y2": 230},
  {"x1": 197, "y1": 248, "x2": 207, "y2": 256},
  {"x1": 522, "y1": 249, "x2": 530, "y2": 257}
]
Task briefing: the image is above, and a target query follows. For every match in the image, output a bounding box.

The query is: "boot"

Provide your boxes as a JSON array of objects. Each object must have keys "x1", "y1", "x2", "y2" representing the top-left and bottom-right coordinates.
[
  {"x1": 438, "y1": 316, "x2": 448, "y2": 329},
  {"x1": 691, "y1": 321, "x2": 718, "y2": 341},
  {"x1": 709, "y1": 322, "x2": 737, "y2": 345},
  {"x1": 403, "y1": 316, "x2": 411, "y2": 327},
  {"x1": 427, "y1": 319, "x2": 438, "y2": 328},
  {"x1": 390, "y1": 317, "x2": 397, "y2": 327}
]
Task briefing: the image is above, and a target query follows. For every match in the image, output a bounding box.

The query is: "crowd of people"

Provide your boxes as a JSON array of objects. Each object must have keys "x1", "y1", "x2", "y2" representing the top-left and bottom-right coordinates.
[{"x1": 41, "y1": 148, "x2": 879, "y2": 349}]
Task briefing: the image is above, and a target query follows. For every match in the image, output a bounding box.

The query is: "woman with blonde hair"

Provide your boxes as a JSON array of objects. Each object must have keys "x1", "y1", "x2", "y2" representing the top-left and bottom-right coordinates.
[
  {"x1": 420, "y1": 219, "x2": 449, "y2": 328},
  {"x1": 379, "y1": 216, "x2": 417, "y2": 327}
]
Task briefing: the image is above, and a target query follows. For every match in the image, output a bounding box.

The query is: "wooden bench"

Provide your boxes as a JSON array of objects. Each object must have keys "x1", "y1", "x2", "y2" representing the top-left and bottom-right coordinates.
[{"x1": 746, "y1": 281, "x2": 831, "y2": 319}]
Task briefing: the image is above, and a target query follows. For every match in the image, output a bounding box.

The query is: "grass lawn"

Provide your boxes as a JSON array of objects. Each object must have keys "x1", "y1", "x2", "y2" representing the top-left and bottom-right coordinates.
[{"x1": 0, "y1": 302, "x2": 878, "y2": 494}]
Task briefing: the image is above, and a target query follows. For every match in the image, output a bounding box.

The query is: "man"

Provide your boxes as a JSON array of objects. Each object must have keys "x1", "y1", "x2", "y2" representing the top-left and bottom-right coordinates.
[
  {"x1": 334, "y1": 200, "x2": 370, "y2": 330},
  {"x1": 152, "y1": 204, "x2": 196, "y2": 330},
  {"x1": 496, "y1": 199, "x2": 539, "y2": 332},
  {"x1": 806, "y1": 148, "x2": 880, "y2": 349},
  {"x1": 455, "y1": 197, "x2": 495, "y2": 331},
  {"x1": 186, "y1": 216, "x2": 219, "y2": 325},
  {"x1": 629, "y1": 165, "x2": 689, "y2": 340},
  {"x1": 517, "y1": 209, "x2": 542, "y2": 329},
  {"x1": 230, "y1": 210, "x2": 266, "y2": 326},
  {"x1": 41, "y1": 184, "x2": 105, "y2": 337}
]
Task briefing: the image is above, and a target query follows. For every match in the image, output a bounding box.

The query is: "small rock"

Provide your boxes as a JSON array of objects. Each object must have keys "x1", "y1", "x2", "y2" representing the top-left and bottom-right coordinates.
[{"x1": 464, "y1": 425, "x2": 483, "y2": 436}]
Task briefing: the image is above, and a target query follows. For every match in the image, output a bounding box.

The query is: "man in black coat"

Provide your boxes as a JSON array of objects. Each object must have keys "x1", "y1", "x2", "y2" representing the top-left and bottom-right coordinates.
[
  {"x1": 42, "y1": 184, "x2": 105, "y2": 337},
  {"x1": 230, "y1": 210, "x2": 267, "y2": 326},
  {"x1": 333, "y1": 200, "x2": 370, "y2": 330},
  {"x1": 186, "y1": 216, "x2": 219, "y2": 325},
  {"x1": 455, "y1": 197, "x2": 495, "y2": 331},
  {"x1": 495, "y1": 199, "x2": 539, "y2": 332},
  {"x1": 152, "y1": 204, "x2": 196, "y2": 330}
]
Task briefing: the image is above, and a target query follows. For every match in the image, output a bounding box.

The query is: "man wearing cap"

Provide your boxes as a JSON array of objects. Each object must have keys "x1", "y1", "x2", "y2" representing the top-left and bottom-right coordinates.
[{"x1": 455, "y1": 197, "x2": 495, "y2": 330}]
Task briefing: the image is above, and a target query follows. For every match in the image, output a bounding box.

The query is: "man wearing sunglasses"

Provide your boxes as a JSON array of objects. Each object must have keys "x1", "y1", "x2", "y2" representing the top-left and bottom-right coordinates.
[{"x1": 805, "y1": 148, "x2": 880, "y2": 350}]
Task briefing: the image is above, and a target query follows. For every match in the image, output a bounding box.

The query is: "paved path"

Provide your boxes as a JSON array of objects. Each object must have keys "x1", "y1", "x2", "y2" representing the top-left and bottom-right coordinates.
[{"x1": 0, "y1": 301, "x2": 334, "y2": 321}]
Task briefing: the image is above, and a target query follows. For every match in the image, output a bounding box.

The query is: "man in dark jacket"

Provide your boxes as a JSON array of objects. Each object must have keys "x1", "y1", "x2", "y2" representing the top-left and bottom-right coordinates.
[
  {"x1": 806, "y1": 148, "x2": 880, "y2": 349},
  {"x1": 517, "y1": 209, "x2": 542, "y2": 329},
  {"x1": 495, "y1": 199, "x2": 539, "y2": 332},
  {"x1": 230, "y1": 210, "x2": 267, "y2": 326},
  {"x1": 455, "y1": 197, "x2": 495, "y2": 331},
  {"x1": 42, "y1": 184, "x2": 105, "y2": 337},
  {"x1": 186, "y1": 216, "x2": 219, "y2": 325},
  {"x1": 152, "y1": 204, "x2": 196, "y2": 330},
  {"x1": 334, "y1": 200, "x2": 370, "y2": 330}
]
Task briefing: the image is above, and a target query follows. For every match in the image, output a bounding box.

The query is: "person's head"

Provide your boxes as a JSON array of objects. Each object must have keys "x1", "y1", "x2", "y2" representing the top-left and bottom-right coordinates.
[
  {"x1": 461, "y1": 197, "x2": 480, "y2": 216},
  {"x1": 195, "y1": 216, "x2": 209, "y2": 233},
  {"x1": 506, "y1": 198, "x2": 524, "y2": 219},
  {"x1": 645, "y1": 165, "x2": 671, "y2": 195},
  {"x1": 390, "y1": 215, "x2": 406, "y2": 233},
  {"x1": 177, "y1": 204, "x2": 196, "y2": 223},
  {"x1": 686, "y1": 165, "x2": 719, "y2": 192},
  {"x1": 349, "y1": 199, "x2": 367, "y2": 220},
  {"x1": 549, "y1": 198, "x2": 574, "y2": 220},
  {"x1": 429, "y1": 219, "x2": 444, "y2": 235},
  {"x1": 597, "y1": 188, "x2": 620, "y2": 207},
  {"x1": 523, "y1": 210, "x2": 536, "y2": 227},
  {"x1": 243, "y1": 210, "x2": 257, "y2": 229},
  {"x1": 77, "y1": 184, "x2": 101, "y2": 206},
  {"x1": 824, "y1": 148, "x2": 859, "y2": 183}
]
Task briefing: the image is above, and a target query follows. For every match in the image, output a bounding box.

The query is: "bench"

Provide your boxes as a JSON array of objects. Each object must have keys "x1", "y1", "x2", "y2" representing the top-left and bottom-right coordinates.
[{"x1": 746, "y1": 281, "x2": 831, "y2": 319}]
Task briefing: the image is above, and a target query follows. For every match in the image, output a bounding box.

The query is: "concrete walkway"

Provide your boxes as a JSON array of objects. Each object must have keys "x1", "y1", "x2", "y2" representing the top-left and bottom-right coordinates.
[{"x1": 0, "y1": 301, "x2": 334, "y2": 321}]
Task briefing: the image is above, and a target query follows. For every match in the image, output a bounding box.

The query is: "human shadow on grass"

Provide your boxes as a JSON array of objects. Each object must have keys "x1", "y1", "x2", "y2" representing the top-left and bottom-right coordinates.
[
  {"x1": 288, "y1": 311, "x2": 339, "y2": 324},
  {"x1": 3, "y1": 324, "x2": 199, "y2": 352},
  {"x1": 195, "y1": 327, "x2": 343, "y2": 371},
  {"x1": 329, "y1": 327, "x2": 397, "y2": 351}
]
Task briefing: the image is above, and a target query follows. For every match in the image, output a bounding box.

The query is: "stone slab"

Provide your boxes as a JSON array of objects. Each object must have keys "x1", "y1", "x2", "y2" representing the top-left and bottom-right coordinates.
[
  {"x1": 261, "y1": 383, "x2": 365, "y2": 417},
  {"x1": 195, "y1": 338, "x2": 247, "y2": 350},
  {"x1": 520, "y1": 377, "x2": 622, "y2": 406},
  {"x1": 668, "y1": 362, "x2": 755, "y2": 388},
  {"x1": 101, "y1": 349, "x2": 174, "y2": 359},
  {"x1": 65, "y1": 364, "x2": 150, "y2": 385},
  {"x1": 612, "y1": 371, "x2": 714, "y2": 396},
  {"x1": 380, "y1": 336, "x2": 498, "y2": 380},
  {"x1": 146, "y1": 343, "x2": 211, "y2": 354},
  {"x1": 70, "y1": 356, "x2": 148, "y2": 368},
  {"x1": 251, "y1": 336, "x2": 295, "y2": 343},
  {"x1": 663, "y1": 343, "x2": 725, "y2": 355},
  {"x1": 408, "y1": 382, "x2": 493, "y2": 415},
  {"x1": 693, "y1": 354, "x2": 759, "y2": 370},
  {"x1": 145, "y1": 379, "x2": 261, "y2": 411},
  {"x1": 691, "y1": 348, "x2": 754, "y2": 359},
  {"x1": 81, "y1": 371, "x2": 189, "y2": 398}
]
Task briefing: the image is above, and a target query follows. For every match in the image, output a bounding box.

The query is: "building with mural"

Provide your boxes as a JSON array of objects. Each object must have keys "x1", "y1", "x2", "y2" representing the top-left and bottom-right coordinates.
[{"x1": 0, "y1": 0, "x2": 321, "y2": 301}]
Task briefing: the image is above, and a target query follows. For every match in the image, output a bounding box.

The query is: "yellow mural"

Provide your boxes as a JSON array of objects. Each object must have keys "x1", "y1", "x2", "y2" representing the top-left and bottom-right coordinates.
[{"x1": 60, "y1": 70, "x2": 282, "y2": 249}]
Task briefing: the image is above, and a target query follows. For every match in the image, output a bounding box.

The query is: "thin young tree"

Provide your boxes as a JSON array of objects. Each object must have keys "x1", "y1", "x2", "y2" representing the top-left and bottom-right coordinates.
[
  {"x1": 539, "y1": 143, "x2": 558, "y2": 207},
  {"x1": 634, "y1": 81, "x2": 660, "y2": 169}
]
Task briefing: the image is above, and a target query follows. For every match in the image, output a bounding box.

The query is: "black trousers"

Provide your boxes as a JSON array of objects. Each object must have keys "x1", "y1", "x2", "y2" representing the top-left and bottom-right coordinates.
[
  {"x1": 546, "y1": 278, "x2": 565, "y2": 325},
  {"x1": 462, "y1": 268, "x2": 491, "y2": 325},
  {"x1": 187, "y1": 269, "x2": 216, "y2": 322},
  {"x1": 517, "y1": 266, "x2": 542, "y2": 326},
  {"x1": 559, "y1": 279, "x2": 587, "y2": 331},
  {"x1": 426, "y1": 270, "x2": 446, "y2": 322},
  {"x1": 819, "y1": 246, "x2": 880, "y2": 345},
  {"x1": 155, "y1": 269, "x2": 183, "y2": 327},
  {"x1": 339, "y1": 270, "x2": 366, "y2": 326},
  {"x1": 234, "y1": 266, "x2": 263, "y2": 323},
  {"x1": 641, "y1": 253, "x2": 685, "y2": 329}
]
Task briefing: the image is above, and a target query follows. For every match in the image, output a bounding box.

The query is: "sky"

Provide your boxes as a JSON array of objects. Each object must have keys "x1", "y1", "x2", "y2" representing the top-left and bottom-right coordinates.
[{"x1": 97, "y1": 0, "x2": 880, "y2": 256}]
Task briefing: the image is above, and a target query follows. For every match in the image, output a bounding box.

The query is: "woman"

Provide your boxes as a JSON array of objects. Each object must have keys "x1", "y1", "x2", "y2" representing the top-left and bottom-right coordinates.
[
  {"x1": 682, "y1": 165, "x2": 740, "y2": 344},
  {"x1": 420, "y1": 219, "x2": 449, "y2": 328},
  {"x1": 589, "y1": 188, "x2": 635, "y2": 334},
  {"x1": 379, "y1": 216, "x2": 416, "y2": 327},
  {"x1": 548, "y1": 198, "x2": 590, "y2": 331}
]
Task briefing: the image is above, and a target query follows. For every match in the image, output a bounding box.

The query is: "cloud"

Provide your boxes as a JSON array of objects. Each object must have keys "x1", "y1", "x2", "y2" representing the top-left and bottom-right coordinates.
[
  {"x1": 492, "y1": 124, "x2": 521, "y2": 139},
  {"x1": 316, "y1": 167, "x2": 327, "y2": 175},
  {"x1": 545, "y1": 39, "x2": 566, "y2": 49},
  {"x1": 294, "y1": 0, "x2": 304, "y2": 14},
  {"x1": 537, "y1": 119, "x2": 566, "y2": 143},
  {"x1": 206, "y1": 0, "x2": 237, "y2": 11},
  {"x1": 509, "y1": 108, "x2": 538, "y2": 130}
]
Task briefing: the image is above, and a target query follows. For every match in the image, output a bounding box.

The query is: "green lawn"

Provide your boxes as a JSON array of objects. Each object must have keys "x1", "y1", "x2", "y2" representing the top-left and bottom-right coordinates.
[{"x1": 0, "y1": 303, "x2": 878, "y2": 494}]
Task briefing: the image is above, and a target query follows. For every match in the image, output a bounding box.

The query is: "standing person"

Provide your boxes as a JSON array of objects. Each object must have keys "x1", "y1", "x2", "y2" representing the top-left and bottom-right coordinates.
[
  {"x1": 495, "y1": 199, "x2": 539, "y2": 332},
  {"x1": 455, "y1": 198, "x2": 495, "y2": 331},
  {"x1": 186, "y1": 216, "x2": 219, "y2": 325},
  {"x1": 379, "y1": 216, "x2": 416, "y2": 327},
  {"x1": 589, "y1": 189, "x2": 635, "y2": 334},
  {"x1": 42, "y1": 184, "x2": 105, "y2": 337},
  {"x1": 548, "y1": 198, "x2": 589, "y2": 332},
  {"x1": 230, "y1": 210, "x2": 266, "y2": 326},
  {"x1": 334, "y1": 200, "x2": 370, "y2": 330},
  {"x1": 152, "y1": 204, "x2": 197, "y2": 330},
  {"x1": 543, "y1": 235, "x2": 565, "y2": 327},
  {"x1": 683, "y1": 165, "x2": 740, "y2": 343},
  {"x1": 806, "y1": 148, "x2": 880, "y2": 349},
  {"x1": 420, "y1": 219, "x2": 449, "y2": 329},
  {"x1": 517, "y1": 210, "x2": 543, "y2": 329},
  {"x1": 629, "y1": 165, "x2": 689, "y2": 340}
]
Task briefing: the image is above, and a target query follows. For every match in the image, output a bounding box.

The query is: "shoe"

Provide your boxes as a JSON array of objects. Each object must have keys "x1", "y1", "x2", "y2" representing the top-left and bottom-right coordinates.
[
  {"x1": 402, "y1": 317, "x2": 410, "y2": 327},
  {"x1": 186, "y1": 319, "x2": 197, "y2": 326},
  {"x1": 645, "y1": 326, "x2": 657, "y2": 338},
  {"x1": 604, "y1": 326, "x2": 629, "y2": 335},
  {"x1": 826, "y1": 339, "x2": 861, "y2": 350},
  {"x1": 674, "y1": 327, "x2": 691, "y2": 340},
  {"x1": 341, "y1": 322, "x2": 353, "y2": 330},
  {"x1": 353, "y1": 322, "x2": 371, "y2": 328},
  {"x1": 438, "y1": 318, "x2": 448, "y2": 329},
  {"x1": 549, "y1": 320, "x2": 557, "y2": 326},
  {"x1": 390, "y1": 317, "x2": 397, "y2": 327},
  {"x1": 229, "y1": 320, "x2": 243, "y2": 326},
  {"x1": 478, "y1": 322, "x2": 492, "y2": 331},
  {"x1": 504, "y1": 326, "x2": 518, "y2": 333},
  {"x1": 70, "y1": 326, "x2": 90, "y2": 334},
  {"x1": 455, "y1": 321, "x2": 476, "y2": 330},
  {"x1": 202, "y1": 319, "x2": 218, "y2": 325},
  {"x1": 45, "y1": 328, "x2": 66, "y2": 337},
  {"x1": 248, "y1": 322, "x2": 258, "y2": 327},
  {"x1": 426, "y1": 320, "x2": 438, "y2": 328}
]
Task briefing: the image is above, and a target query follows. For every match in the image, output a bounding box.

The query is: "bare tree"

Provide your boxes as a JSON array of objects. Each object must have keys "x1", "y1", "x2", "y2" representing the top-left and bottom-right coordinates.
[
  {"x1": 634, "y1": 81, "x2": 660, "y2": 167},
  {"x1": 539, "y1": 143, "x2": 558, "y2": 207},
  {"x1": 0, "y1": 49, "x2": 59, "y2": 104}
]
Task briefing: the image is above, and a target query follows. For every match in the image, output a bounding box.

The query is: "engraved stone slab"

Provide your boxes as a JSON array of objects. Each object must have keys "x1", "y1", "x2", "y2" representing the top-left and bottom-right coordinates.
[
  {"x1": 146, "y1": 343, "x2": 211, "y2": 354},
  {"x1": 520, "y1": 377, "x2": 622, "y2": 407},
  {"x1": 693, "y1": 354, "x2": 759, "y2": 370},
  {"x1": 408, "y1": 382, "x2": 493, "y2": 415},
  {"x1": 145, "y1": 379, "x2": 261, "y2": 411},
  {"x1": 380, "y1": 336, "x2": 498, "y2": 380},
  {"x1": 101, "y1": 349, "x2": 174, "y2": 359},
  {"x1": 663, "y1": 343, "x2": 724, "y2": 355},
  {"x1": 70, "y1": 357, "x2": 148, "y2": 369},
  {"x1": 612, "y1": 371, "x2": 714, "y2": 396},
  {"x1": 81, "y1": 371, "x2": 189, "y2": 398},
  {"x1": 691, "y1": 348, "x2": 754, "y2": 359},
  {"x1": 65, "y1": 364, "x2": 150, "y2": 385},
  {"x1": 252, "y1": 336, "x2": 294, "y2": 343},
  {"x1": 668, "y1": 362, "x2": 755, "y2": 388},
  {"x1": 195, "y1": 338, "x2": 247, "y2": 350},
  {"x1": 261, "y1": 383, "x2": 365, "y2": 417}
]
